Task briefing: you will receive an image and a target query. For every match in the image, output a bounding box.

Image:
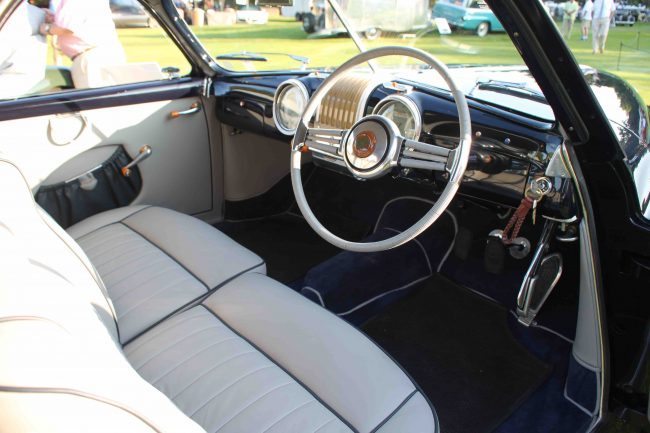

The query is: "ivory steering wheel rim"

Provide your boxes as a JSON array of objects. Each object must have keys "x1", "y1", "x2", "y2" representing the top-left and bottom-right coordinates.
[{"x1": 291, "y1": 46, "x2": 472, "y2": 253}]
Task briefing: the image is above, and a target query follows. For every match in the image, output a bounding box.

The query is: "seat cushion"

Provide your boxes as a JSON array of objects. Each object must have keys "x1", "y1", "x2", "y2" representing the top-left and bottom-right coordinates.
[
  {"x1": 125, "y1": 273, "x2": 438, "y2": 433},
  {"x1": 68, "y1": 206, "x2": 265, "y2": 344},
  {"x1": 0, "y1": 159, "x2": 205, "y2": 433}
]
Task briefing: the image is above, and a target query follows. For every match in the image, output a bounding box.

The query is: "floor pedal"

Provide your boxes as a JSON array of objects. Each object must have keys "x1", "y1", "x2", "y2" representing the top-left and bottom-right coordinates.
[
  {"x1": 517, "y1": 253, "x2": 563, "y2": 326},
  {"x1": 484, "y1": 235, "x2": 506, "y2": 275},
  {"x1": 454, "y1": 226, "x2": 473, "y2": 261}
]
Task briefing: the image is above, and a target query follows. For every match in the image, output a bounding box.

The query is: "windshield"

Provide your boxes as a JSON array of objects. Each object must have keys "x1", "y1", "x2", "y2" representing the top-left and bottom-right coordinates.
[{"x1": 197, "y1": 0, "x2": 648, "y2": 121}]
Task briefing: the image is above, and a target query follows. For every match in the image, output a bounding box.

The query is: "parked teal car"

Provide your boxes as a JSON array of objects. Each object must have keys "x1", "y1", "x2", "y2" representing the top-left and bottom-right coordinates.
[{"x1": 433, "y1": 0, "x2": 504, "y2": 37}]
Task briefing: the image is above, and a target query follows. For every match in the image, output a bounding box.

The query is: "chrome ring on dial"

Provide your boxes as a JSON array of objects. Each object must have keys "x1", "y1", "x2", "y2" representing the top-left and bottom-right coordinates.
[
  {"x1": 372, "y1": 94, "x2": 422, "y2": 141},
  {"x1": 273, "y1": 79, "x2": 310, "y2": 136}
]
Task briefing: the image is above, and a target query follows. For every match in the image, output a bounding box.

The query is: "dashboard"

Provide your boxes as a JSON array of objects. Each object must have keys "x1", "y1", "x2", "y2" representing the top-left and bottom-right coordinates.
[{"x1": 214, "y1": 73, "x2": 577, "y2": 221}]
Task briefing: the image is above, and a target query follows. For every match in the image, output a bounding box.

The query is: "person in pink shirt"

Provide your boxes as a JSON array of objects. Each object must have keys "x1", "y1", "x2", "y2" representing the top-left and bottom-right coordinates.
[{"x1": 39, "y1": 0, "x2": 126, "y2": 88}]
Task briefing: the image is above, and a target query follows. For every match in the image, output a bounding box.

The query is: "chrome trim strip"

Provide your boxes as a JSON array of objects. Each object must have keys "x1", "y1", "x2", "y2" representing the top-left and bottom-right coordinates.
[
  {"x1": 399, "y1": 158, "x2": 446, "y2": 171},
  {"x1": 542, "y1": 215, "x2": 579, "y2": 223},
  {"x1": 403, "y1": 139, "x2": 450, "y2": 157},
  {"x1": 402, "y1": 149, "x2": 448, "y2": 163}
]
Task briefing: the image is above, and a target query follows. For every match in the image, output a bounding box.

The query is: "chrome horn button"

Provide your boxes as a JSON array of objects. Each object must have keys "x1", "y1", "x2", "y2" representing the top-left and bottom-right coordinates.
[{"x1": 343, "y1": 115, "x2": 401, "y2": 179}]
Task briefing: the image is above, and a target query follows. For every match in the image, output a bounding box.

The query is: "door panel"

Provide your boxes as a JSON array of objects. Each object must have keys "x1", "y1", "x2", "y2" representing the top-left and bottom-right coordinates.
[{"x1": 0, "y1": 94, "x2": 213, "y2": 217}]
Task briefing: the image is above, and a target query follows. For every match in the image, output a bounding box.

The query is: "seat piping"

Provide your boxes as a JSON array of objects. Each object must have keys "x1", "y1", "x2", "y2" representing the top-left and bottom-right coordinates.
[
  {"x1": 368, "y1": 389, "x2": 417, "y2": 433},
  {"x1": 122, "y1": 261, "x2": 264, "y2": 347},
  {"x1": 73, "y1": 205, "x2": 153, "y2": 243},
  {"x1": 118, "y1": 222, "x2": 211, "y2": 292},
  {"x1": 199, "y1": 305, "x2": 359, "y2": 433},
  {"x1": 0, "y1": 386, "x2": 163, "y2": 433}
]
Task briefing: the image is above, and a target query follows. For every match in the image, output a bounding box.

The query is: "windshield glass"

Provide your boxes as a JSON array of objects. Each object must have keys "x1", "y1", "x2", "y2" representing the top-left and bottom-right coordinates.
[{"x1": 195, "y1": 0, "x2": 648, "y2": 119}]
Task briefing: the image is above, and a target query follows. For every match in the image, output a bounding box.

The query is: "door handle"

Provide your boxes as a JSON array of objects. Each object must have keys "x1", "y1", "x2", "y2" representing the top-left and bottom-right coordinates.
[
  {"x1": 170, "y1": 102, "x2": 201, "y2": 119},
  {"x1": 121, "y1": 145, "x2": 152, "y2": 177}
]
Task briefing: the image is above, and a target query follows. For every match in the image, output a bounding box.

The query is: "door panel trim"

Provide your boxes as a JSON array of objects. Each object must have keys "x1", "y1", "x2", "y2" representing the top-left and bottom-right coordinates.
[{"x1": 0, "y1": 78, "x2": 204, "y2": 121}]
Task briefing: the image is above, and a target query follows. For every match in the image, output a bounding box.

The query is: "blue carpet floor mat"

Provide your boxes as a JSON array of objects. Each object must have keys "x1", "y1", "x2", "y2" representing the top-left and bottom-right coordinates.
[{"x1": 301, "y1": 197, "x2": 457, "y2": 324}]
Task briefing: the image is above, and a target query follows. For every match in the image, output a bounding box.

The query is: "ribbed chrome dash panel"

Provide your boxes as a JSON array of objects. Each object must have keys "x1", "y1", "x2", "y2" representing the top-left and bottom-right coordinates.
[{"x1": 316, "y1": 74, "x2": 376, "y2": 129}]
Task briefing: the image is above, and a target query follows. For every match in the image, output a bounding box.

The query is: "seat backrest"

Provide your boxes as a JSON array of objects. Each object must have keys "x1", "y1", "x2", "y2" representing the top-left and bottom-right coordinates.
[{"x1": 0, "y1": 159, "x2": 205, "y2": 433}]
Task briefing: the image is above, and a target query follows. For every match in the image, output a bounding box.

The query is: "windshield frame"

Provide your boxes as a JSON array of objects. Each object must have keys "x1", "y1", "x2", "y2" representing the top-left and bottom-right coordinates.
[{"x1": 148, "y1": 0, "x2": 633, "y2": 159}]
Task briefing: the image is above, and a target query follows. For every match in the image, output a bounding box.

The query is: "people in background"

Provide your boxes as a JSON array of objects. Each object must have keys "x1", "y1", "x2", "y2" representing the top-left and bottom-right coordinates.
[
  {"x1": 561, "y1": 0, "x2": 580, "y2": 40},
  {"x1": 611, "y1": 1, "x2": 618, "y2": 26},
  {"x1": 592, "y1": 0, "x2": 616, "y2": 53},
  {"x1": 0, "y1": 1, "x2": 47, "y2": 99},
  {"x1": 580, "y1": 0, "x2": 594, "y2": 40},
  {"x1": 39, "y1": 0, "x2": 126, "y2": 88}
]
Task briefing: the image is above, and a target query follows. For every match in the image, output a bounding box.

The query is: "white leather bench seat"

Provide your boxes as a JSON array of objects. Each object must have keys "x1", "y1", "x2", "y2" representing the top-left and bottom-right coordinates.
[
  {"x1": 68, "y1": 206, "x2": 266, "y2": 343},
  {"x1": 0, "y1": 158, "x2": 439, "y2": 433},
  {"x1": 126, "y1": 272, "x2": 438, "y2": 433}
]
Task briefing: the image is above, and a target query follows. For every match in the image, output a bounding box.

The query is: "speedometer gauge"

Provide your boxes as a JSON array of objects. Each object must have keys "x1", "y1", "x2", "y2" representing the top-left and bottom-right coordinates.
[
  {"x1": 372, "y1": 94, "x2": 421, "y2": 141},
  {"x1": 273, "y1": 79, "x2": 309, "y2": 135}
]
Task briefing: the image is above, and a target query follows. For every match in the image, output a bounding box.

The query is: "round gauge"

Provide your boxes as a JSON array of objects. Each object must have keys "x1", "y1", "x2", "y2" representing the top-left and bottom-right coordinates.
[
  {"x1": 273, "y1": 79, "x2": 310, "y2": 135},
  {"x1": 372, "y1": 94, "x2": 421, "y2": 141}
]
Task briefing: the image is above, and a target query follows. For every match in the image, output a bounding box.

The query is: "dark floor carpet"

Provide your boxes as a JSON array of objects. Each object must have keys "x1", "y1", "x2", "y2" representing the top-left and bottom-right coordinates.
[
  {"x1": 216, "y1": 214, "x2": 342, "y2": 283},
  {"x1": 362, "y1": 276, "x2": 551, "y2": 433}
]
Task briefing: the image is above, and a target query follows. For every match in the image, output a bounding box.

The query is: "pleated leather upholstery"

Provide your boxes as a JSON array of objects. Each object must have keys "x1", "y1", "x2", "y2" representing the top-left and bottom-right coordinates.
[
  {"x1": 70, "y1": 206, "x2": 265, "y2": 343},
  {"x1": 125, "y1": 307, "x2": 350, "y2": 433},
  {"x1": 1, "y1": 157, "x2": 438, "y2": 433}
]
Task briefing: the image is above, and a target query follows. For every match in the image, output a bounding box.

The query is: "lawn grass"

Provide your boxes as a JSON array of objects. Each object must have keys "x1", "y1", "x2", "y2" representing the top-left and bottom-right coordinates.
[{"x1": 112, "y1": 17, "x2": 650, "y2": 102}]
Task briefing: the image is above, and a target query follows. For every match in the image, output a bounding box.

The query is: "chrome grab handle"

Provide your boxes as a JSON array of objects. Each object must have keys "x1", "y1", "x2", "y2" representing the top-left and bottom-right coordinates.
[
  {"x1": 170, "y1": 102, "x2": 201, "y2": 118},
  {"x1": 121, "y1": 145, "x2": 152, "y2": 177}
]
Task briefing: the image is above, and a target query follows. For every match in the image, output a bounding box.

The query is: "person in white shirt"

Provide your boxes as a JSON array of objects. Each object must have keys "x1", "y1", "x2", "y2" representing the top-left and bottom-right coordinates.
[
  {"x1": 0, "y1": 1, "x2": 47, "y2": 99},
  {"x1": 591, "y1": 0, "x2": 616, "y2": 53},
  {"x1": 580, "y1": 0, "x2": 594, "y2": 40},
  {"x1": 39, "y1": 0, "x2": 126, "y2": 89}
]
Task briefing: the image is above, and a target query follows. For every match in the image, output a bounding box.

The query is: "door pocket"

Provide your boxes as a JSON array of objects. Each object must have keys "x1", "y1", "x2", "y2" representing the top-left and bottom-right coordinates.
[{"x1": 35, "y1": 146, "x2": 143, "y2": 228}]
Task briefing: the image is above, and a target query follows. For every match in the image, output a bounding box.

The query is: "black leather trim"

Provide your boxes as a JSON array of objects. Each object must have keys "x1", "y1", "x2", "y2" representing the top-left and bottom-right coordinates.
[
  {"x1": 122, "y1": 262, "x2": 265, "y2": 347},
  {"x1": 200, "y1": 305, "x2": 360, "y2": 433},
  {"x1": 369, "y1": 389, "x2": 417, "y2": 433},
  {"x1": 0, "y1": 386, "x2": 163, "y2": 432}
]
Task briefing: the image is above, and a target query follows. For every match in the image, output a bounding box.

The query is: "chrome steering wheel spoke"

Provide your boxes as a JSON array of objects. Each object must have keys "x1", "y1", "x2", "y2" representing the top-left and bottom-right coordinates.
[
  {"x1": 303, "y1": 127, "x2": 346, "y2": 159},
  {"x1": 398, "y1": 137, "x2": 455, "y2": 172},
  {"x1": 290, "y1": 46, "x2": 471, "y2": 253}
]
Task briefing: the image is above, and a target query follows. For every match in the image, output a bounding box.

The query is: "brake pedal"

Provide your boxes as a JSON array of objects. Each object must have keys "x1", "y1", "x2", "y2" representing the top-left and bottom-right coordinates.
[
  {"x1": 484, "y1": 233, "x2": 506, "y2": 275},
  {"x1": 454, "y1": 226, "x2": 473, "y2": 261}
]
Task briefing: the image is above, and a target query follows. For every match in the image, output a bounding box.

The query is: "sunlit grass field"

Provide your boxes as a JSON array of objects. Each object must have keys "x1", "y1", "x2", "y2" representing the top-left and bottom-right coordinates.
[{"x1": 101, "y1": 18, "x2": 650, "y2": 102}]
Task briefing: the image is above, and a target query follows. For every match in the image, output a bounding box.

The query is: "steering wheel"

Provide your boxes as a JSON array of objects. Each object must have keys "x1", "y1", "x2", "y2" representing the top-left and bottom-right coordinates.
[{"x1": 291, "y1": 46, "x2": 472, "y2": 252}]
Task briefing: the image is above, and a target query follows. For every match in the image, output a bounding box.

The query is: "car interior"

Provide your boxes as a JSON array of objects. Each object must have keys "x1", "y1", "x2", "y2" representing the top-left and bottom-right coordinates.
[{"x1": 0, "y1": 1, "x2": 613, "y2": 433}]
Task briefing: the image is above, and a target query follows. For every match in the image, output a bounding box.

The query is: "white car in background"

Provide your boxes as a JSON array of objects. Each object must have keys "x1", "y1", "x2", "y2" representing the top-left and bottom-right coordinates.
[{"x1": 236, "y1": 5, "x2": 268, "y2": 24}]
